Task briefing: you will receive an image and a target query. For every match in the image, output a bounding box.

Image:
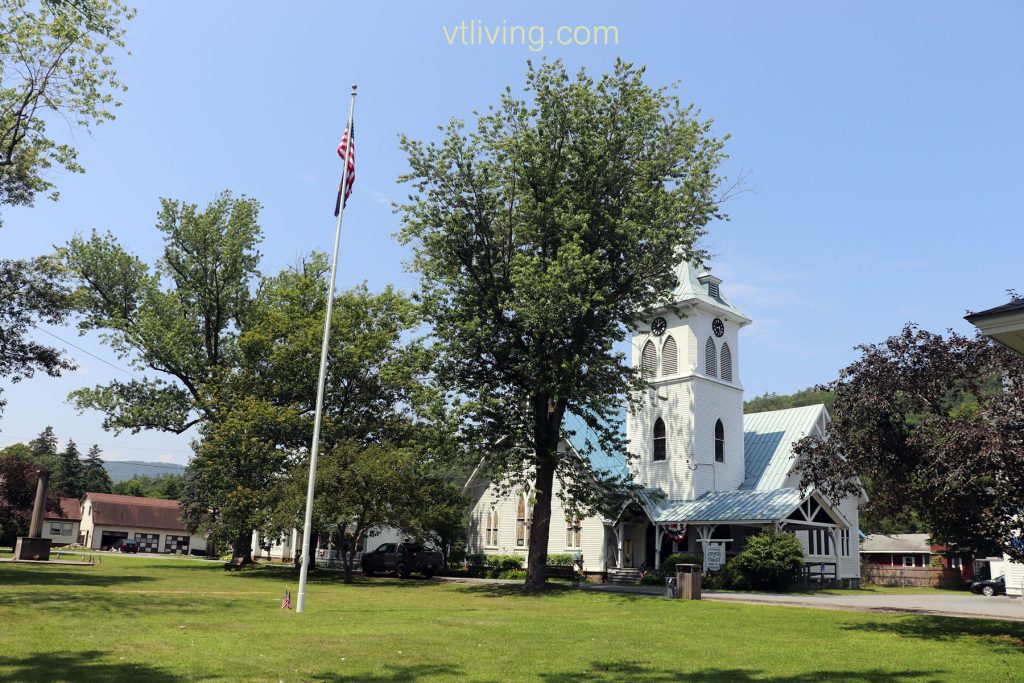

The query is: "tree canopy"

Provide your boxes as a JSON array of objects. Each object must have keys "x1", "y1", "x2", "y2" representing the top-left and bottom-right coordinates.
[
  {"x1": 793, "y1": 324, "x2": 1024, "y2": 559},
  {"x1": 0, "y1": 0, "x2": 134, "y2": 213},
  {"x1": 398, "y1": 59, "x2": 730, "y2": 589}
]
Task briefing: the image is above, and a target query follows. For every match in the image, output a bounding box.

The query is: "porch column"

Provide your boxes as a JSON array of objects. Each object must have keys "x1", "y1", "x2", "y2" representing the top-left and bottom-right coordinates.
[
  {"x1": 616, "y1": 523, "x2": 624, "y2": 568},
  {"x1": 654, "y1": 525, "x2": 663, "y2": 568}
]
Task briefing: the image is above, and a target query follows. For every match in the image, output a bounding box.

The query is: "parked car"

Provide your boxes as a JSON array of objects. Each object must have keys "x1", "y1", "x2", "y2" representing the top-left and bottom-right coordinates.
[
  {"x1": 360, "y1": 542, "x2": 443, "y2": 579},
  {"x1": 969, "y1": 575, "x2": 1005, "y2": 597},
  {"x1": 117, "y1": 539, "x2": 139, "y2": 554}
]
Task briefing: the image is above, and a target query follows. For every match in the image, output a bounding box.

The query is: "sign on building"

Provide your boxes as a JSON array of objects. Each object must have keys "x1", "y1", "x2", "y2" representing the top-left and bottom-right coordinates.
[{"x1": 705, "y1": 542, "x2": 725, "y2": 571}]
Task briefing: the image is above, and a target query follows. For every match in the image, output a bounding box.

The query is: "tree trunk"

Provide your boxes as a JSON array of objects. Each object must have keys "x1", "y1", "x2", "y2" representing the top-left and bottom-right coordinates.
[
  {"x1": 524, "y1": 459, "x2": 556, "y2": 590},
  {"x1": 231, "y1": 532, "x2": 252, "y2": 565}
]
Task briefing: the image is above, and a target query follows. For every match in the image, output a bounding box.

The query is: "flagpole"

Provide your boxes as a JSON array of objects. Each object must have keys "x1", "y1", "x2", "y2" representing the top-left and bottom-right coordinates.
[{"x1": 296, "y1": 83, "x2": 357, "y2": 614}]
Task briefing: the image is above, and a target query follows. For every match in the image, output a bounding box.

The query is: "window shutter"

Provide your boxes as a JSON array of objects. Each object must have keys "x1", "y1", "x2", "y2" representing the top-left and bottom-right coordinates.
[
  {"x1": 705, "y1": 337, "x2": 717, "y2": 378},
  {"x1": 641, "y1": 340, "x2": 657, "y2": 378},
  {"x1": 661, "y1": 335, "x2": 677, "y2": 375},
  {"x1": 720, "y1": 343, "x2": 732, "y2": 382}
]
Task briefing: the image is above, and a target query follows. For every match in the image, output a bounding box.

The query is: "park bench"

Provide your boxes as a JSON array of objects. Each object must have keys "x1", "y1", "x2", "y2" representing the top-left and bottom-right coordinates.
[
  {"x1": 223, "y1": 557, "x2": 246, "y2": 571},
  {"x1": 543, "y1": 564, "x2": 581, "y2": 587}
]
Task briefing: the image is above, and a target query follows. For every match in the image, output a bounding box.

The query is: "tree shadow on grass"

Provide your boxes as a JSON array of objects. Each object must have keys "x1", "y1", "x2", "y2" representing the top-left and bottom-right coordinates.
[
  {"x1": 0, "y1": 650, "x2": 180, "y2": 682},
  {"x1": 538, "y1": 661, "x2": 940, "y2": 682},
  {"x1": 0, "y1": 565, "x2": 156, "y2": 588},
  {"x1": 843, "y1": 615, "x2": 1024, "y2": 653},
  {"x1": 452, "y1": 581, "x2": 647, "y2": 601},
  {"x1": 309, "y1": 663, "x2": 482, "y2": 682}
]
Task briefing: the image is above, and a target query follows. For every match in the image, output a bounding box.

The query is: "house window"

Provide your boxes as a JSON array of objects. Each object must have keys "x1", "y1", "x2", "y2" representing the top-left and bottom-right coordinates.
[
  {"x1": 641, "y1": 340, "x2": 657, "y2": 378},
  {"x1": 714, "y1": 419, "x2": 724, "y2": 463},
  {"x1": 485, "y1": 508, "x2": 499, "y2": 548},
  {"x1": 808, "y1": 529, "x2": 831, "y2": 556},
  {"x1": 705, "y1": 337, "x2": 717, "y2": 377},
  {"x1": 49, "y1": 522, "x2": 63, "y2": 536},
  {"x1": 653, "y1": 418, "x2": 667, "y2": 461},
  {"x1": 661, "y1": 335, "x2": 678, "y2": 375},
  {"x1": 516, "y1": 493, "x2": 531, "y2": 547},
  {"x1": 902, "y1": 555, "x2": 916, "y2": 567},
  {"x1": 720, "y1": 343, "x2": 732, "y2": 383},
  {"x1": 566, "y1": 517, "x2": 582, "y2": 549},
  {"x1": 840, "y1": 529, "x2": 851, "y2": 557}
]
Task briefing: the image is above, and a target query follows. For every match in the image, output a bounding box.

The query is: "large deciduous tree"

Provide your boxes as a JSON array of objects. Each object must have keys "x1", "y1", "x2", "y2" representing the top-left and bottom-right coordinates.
[
  {"x1": 0, "y1": 0, "x2": 134, "y2": 213},
  {"x1": 397, "y1": 59, "x2": 730, "y2": 589},
  {"x1": 0, "y1": 258, "x2": 75, "y2": 418},
  {"x1": 793, "y1": 324, "x2": 1024, "y2": 560}
]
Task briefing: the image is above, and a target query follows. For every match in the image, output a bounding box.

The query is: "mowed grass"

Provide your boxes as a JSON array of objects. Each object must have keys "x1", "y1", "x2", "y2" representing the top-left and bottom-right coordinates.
[{"x1": 0, "y1": 556, "x2": 1021, "y2": 682}]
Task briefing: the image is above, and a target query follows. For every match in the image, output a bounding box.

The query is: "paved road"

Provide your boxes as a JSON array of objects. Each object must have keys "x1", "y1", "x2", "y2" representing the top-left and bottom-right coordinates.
[{"x1": 584, "y1": 583, "x2": 1024, "y2": 621}]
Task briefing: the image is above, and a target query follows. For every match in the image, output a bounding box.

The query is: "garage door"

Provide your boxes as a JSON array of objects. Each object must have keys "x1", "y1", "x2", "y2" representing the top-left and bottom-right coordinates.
[
  {"x1": 100, "y1": 531, "x2": 128, "y2": 550},
  {"x1": 134, "y1": 533, "x2": 160, "y2": 553},
  {"x1": 164, "y1": 535, "x2": 190, "y2": 553}
]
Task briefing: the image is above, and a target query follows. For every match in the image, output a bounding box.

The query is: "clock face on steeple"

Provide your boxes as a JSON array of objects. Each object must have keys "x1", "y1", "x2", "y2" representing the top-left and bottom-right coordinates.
[
  {"x1": 712, "y1": 318, "x2": 725, "y2": 337},
  {"x1": 651, "y1": 317, "x2": 667, "y2": 336}
]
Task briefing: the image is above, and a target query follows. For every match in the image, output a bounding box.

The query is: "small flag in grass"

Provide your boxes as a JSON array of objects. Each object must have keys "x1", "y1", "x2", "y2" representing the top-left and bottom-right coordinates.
[{"x1": 281, "y1": 589, "x2": 292, "y2": 610}]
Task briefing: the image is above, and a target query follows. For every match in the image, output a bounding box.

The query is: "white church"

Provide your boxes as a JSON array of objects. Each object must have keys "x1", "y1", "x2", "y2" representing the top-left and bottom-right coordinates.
[{"x1": 463, "y1": 260, "x2": 863, "y2": 585}]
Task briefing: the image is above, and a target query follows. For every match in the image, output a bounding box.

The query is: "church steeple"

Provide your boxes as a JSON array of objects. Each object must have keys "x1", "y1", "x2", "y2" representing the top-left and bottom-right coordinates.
[{"x1": 627, "y1": 260, "x2": 751, "y2": 501}]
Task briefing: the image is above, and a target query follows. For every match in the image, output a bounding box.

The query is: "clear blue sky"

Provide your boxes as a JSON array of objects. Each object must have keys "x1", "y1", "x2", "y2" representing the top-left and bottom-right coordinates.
[{"x1": 1, "y1": 1, "x2": 1021, "y2": 465}]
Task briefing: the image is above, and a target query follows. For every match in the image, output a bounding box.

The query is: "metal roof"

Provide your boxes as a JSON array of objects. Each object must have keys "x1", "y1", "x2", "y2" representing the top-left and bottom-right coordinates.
[
  {"x1": 668, "y1": 261, "x2": 750, "y2": 323},
  {"x1": 44, "y1": 497, "x2": 82, "y2": 522},
  {"x1": 646, "y1": 487, "x2": 804, "y2": 524},
  {"x1": 85, "y1": 492, "x2": 186, "y2": 531},
  {"x1": 861, "y1": 533, "x2": 932, "y2": 554},
  {"x1": 742, "y1": 405, "x2": 827, "y2": 490}
]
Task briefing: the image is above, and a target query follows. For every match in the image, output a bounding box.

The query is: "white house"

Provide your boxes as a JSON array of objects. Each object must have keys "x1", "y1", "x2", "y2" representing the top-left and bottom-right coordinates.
[
  {"x1": 79, "y1": 492, "x2": 207, "y2": 553},
  {"x1": 464, "y1": 260, "x2": 863, "y2": 584},
  {"x1": 42, "y1": 497, "x2": 82, "y2": 546},
  {"x1": 967, "y1": 298, "x2": 1024, "y2": 595},
  {"x1": 252, "y1": 526, "x2": 405, "y2": 563}
]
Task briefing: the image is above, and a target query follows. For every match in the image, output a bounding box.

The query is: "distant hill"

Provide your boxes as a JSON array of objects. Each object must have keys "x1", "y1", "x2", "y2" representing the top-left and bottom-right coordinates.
[
  {"x1": 103, "y1": 460, "x2": 186, "y2": 483},
  {"x1": 744, "y1": 386, "x2": 835, "y2": 414}
]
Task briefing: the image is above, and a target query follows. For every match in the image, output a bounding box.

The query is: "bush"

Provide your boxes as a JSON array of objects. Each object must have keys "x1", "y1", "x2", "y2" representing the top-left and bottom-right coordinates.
[
  {"x1": 465, "y1": 553, "x2": 487, "y2": 567},
  {"x1": 546, "y1": 553, "x2": 576, "y2": 566},
  {"x1": 638, "y1": 572, "x2": 666, "y2": 586},
  {"x1": 487, "y1": 554, "x2": 524, "y2": 572},
  {"x1": 658, "y1": 552, "x2": 703, "y2": 577},
  {"x1": 726, "y1": 530, "x2": 805, "y2": 592},
  {"x1": 496, "y1": 569, "x2": 528, "y2": 580}
]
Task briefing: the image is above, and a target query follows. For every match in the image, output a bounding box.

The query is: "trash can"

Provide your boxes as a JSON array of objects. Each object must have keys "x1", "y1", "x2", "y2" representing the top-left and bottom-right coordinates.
[
  {"x1": 675, "y1": 563, "x2": 701, "y2": 600},
  {"x1": 665, "y1": 576, "x2": 677, "y2": 599}
]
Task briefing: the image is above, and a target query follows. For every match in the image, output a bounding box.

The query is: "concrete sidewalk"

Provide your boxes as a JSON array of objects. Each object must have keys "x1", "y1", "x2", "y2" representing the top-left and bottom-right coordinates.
[{"x1": 584, "y1": 582, "x2": 1024, "y2": 621}]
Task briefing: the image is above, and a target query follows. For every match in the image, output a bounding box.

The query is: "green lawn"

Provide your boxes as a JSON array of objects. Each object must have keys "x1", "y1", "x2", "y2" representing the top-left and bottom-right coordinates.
[{"x1": 0, "y1": 556, "x2": 1020, "y2": 682}]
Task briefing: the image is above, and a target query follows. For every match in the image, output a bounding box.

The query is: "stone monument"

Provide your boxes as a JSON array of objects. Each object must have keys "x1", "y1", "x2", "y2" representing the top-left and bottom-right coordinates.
[{"x1": 13, "y1": 469, "x2": 52, "y2": 561}]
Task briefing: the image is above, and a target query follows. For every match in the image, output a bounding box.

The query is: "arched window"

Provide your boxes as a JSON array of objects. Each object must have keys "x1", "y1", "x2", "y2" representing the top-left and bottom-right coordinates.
[
  {"x1": 720, "y1": 342, "x2": 732, "y2": 382},
  {"x1": 641, "y1": 340, "x2": 657, "y2": 378},
  {"x1": 653, "y1": 417, "x2": 667, "y2": 461},
  {"x1": 486, "y1": 508, "x2": 499, "y2": 548},
  {"x1": 714, "y1": 419, "x2": 725, "y2": 463},
  {"x1": 566, "y1": 516, "x2": 582, "y2": 549},
  {"x1": 661, "y1": 335, "x2": 678, "y2": 375},
  {"x1": 516, "y1": 493, "x2": 530, "y2": 547},
  {"x1": 705, "y1": 337, "x2": 717, "y2": 378}
]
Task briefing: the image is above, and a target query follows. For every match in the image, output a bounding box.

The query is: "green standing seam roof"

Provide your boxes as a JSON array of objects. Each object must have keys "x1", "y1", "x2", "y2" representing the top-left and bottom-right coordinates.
[
  {"x1": 646, "y1": 487, "x2": 804, "y2": 524},
  {"x1": 741, "y1": 404, "x2": 827, "y2": 491}
]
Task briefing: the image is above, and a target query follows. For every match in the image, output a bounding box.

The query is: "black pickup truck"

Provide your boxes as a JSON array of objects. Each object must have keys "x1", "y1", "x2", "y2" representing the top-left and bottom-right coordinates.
[{"x1": 361, "y1": 542, "x2": 443, "y2": 579}]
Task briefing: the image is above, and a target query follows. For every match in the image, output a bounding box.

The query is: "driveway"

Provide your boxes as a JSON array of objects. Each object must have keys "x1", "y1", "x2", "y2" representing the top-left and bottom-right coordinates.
[{"x1": 584, "y1": 583, "x2": 1024, "y2": 621}]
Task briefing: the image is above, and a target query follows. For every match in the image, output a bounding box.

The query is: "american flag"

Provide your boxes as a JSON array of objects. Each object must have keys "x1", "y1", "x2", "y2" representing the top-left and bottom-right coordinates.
[
  {"x1": 281, "y1": 589, "x2": 292, "y2": 610},
  {"x1": 333, "y1": 125, "x2": 356, "y2": 216}
]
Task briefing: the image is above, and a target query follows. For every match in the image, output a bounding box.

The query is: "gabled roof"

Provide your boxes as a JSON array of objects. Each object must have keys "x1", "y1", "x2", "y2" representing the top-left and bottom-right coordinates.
[
  {"x1": 966, "y1": 299, "x2": 1024, "y2": 355},
  {"x1": 44, "y1": 497, "x2": 82, "y2": 522},
  {"x1": 646, "y1": 488, "x2": 804, "y2": 524},
  {"x1": 742, "y1": 404, "x2": 828, "y2": 490},
  {"x1": 669, "y1": 261, "x2": 750, "y2": 324},
  {"x1": 84, "y1": 492, "x2": 186, "y2": 531},
  {"x1": 861, "y1": 533, "x2": 932, "y2": 553}
]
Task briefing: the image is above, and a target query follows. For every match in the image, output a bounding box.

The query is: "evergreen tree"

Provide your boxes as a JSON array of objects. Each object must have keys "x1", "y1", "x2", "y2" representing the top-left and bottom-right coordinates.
[
  {"x1": 28, "y1": 425, "x2": 57, "y2": 466},
  {"x1": 53, "y1": 439, "x2": 84, "y2": 498},
  {"x1": 80, "y1": 445, "x2": 113, "y2": 494}
]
